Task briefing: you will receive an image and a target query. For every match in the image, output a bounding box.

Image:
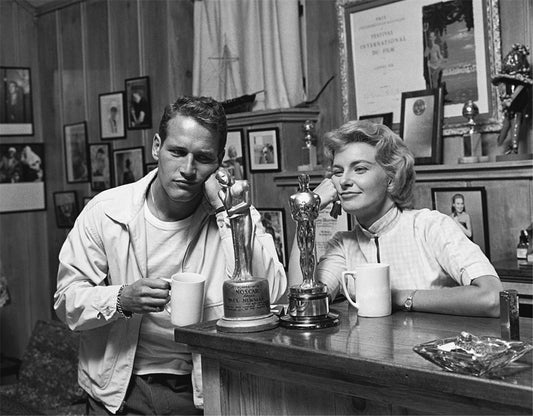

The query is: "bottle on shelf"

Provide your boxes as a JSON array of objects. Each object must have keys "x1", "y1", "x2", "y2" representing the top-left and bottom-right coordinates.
[{"x1": 516, "y1": 230, "x2": 529, "y2": 264}]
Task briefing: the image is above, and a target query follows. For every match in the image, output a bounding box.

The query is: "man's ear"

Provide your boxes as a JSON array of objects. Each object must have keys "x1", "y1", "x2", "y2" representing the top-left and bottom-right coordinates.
[{"x1": 152, "y1": 133, "x2": 162, "y2": 160}]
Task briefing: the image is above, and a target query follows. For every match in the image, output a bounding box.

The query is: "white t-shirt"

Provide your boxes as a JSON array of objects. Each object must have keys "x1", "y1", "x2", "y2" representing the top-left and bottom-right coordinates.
[{"x1": 133, "y1": 201, "x2": 194, "y2": 375}]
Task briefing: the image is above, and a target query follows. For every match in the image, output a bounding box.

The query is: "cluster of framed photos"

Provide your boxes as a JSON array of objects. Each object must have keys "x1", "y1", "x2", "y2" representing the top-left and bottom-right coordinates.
[{"x1": 221, "y1": 127, "x2": 281, "y2": 178}]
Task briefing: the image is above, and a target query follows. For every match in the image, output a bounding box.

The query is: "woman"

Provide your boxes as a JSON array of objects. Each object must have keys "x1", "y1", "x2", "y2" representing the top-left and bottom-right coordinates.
[
  {"x1": 450, "y1": 193, "x2": 473, "y2": 239},
  {"x1": 288, "y1": 120, "x2": 501, "y2": 317}
]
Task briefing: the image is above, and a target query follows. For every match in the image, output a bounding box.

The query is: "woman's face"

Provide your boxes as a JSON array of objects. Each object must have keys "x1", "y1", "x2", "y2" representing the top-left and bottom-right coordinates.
[
  {"x1": 330, "y1": 142, "x2": 393, "y2": 227},
  {"x1": 453, "y1": 197, "x2": 465, "y2": 213}
]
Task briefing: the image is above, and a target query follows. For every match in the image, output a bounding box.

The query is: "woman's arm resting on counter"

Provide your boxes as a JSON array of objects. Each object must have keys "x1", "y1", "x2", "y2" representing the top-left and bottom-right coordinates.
[{"x1": 393, "y1": 275, "x2": 503, "y2": 318}]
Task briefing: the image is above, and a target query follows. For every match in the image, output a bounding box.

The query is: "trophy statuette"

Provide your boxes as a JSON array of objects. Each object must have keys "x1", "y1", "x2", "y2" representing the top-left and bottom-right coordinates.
[
  {"x1": 280, "y1": 174, "x2": 339, "y2": 329},
  {"x1": 215, "y1": 168, "x2": 279, "y2": 333}
]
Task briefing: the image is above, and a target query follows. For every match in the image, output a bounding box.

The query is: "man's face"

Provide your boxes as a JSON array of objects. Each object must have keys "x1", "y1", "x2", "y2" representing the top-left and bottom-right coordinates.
[{"x1": 153, "y1": 115, "x2": 221, "y2": 203}]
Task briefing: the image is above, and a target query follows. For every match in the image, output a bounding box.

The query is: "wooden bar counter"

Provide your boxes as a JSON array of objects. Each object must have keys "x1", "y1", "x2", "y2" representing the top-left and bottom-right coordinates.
[{"x1": 175, "y1": 302, "x2": 533, "y2": 415}]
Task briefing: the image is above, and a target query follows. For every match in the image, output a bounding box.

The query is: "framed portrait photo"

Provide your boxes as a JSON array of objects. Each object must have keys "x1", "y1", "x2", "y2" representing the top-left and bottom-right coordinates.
[
  {"x1": 431, "y1": 186, "x2": 490, "y2": 258},
  {"x1": 125, "y1": 76, "x2": 152, "y2": 130},
  {"x1": 99, "y1": 91, "x2": 126, "y2": 139},
  {"x1": 400, "y1": 88, "x2": 444, "y2": 165},
  {"x1": 247, "y1": 128, "x2": 280, "y2": 172},
  {"x1": 222, "y1": 129, "x2": 246, "y2": 180},
  {"x1": 89, "y1": 143, "x2": 112, "y2": 191},
  {"x1": 53, "y1": 191, "x2": 79, "y2": 229},
  {"x1": 257, "y1": 208, "x2": 287, "y2": 268},
  {"x1": 341, "y1": 0, "x2": 502, "y2": 129},
  {"x1": 359, "y1": 112, "x2": 393, "y2": 128},
  {"x1": 0, "y1": 143, "x2": 45, "y2": 213},
  {"x1": 64, "y1": 121, "x2": 89, "y2": 183},
  {"x1": 0, "y1": 67, "x2": 33, "y2": 136},
  {"x1": 112, "y1": 146, "x2": 145, "y2": 187}
]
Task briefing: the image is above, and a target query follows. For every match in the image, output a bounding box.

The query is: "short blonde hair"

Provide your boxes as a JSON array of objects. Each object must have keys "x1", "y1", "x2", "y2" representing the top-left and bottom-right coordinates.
[{"x1": 323, "y1": 120, "x2": 416, "y2": 210}]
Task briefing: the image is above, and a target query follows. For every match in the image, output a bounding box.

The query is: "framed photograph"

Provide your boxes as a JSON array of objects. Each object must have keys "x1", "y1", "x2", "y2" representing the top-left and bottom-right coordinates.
[
  {"x1": 399, "y1": 88, "x2": 444, "y2": 165},
  {"x1": 64, "y1": 121, "x2": 89, "y2": 183},
  {"x1": 145, "y1": 162, "x2": 158, "y2": 173},
  {"x1": 247, "y1": 128, "x2": 280, "y2": 172},
  {"x1": 431, "y1": 187, "x2": 490, "y2": 258},
  {"x1": 125, "y1": 76, "x2": 152, "y2": 130},
  {"x1": 222, "y1": 129, "x2": 246, "y2": 180},
  {"x1": 359, "y1": 112, "x2": 393, "y2": 128},
  {"x1": 89, "y1": 143, "x2": 112, "y2": 191},
  {"x1": 0, "y1": 67, "x2": 33, "y2": 136},
  {"x1": 315, "y1": 202, "x2": 352, "y2": 261},
  {"x1": 341, "y1": 0, "x2": 501, "y2": 129},
  {"x1": 99, "y1": 91, "x2": 126, "y2": 139},
  {"x1": 53, "y1": 191, "x2": 79, "y2": 229},
  {"x1": 257, "y1": 208, "x2": 287, "y2": 267},
  {"x1": 0, "y1": 143, "x2": 45, "y2": 213},
  {"x1": 112, "y1": 147, "x2": 145, "y2": 187}
]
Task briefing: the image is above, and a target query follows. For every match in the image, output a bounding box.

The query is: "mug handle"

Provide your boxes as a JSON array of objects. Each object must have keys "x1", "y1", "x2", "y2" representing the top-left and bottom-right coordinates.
[{"x1": 341, "y1": 271, "x2": 359, "y2": 309}]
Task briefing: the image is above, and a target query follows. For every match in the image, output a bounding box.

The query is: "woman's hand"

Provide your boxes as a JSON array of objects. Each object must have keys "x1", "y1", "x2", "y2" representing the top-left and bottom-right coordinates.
[{"x1": 313, "y1": 178, "x2": 338, "y2": 210}]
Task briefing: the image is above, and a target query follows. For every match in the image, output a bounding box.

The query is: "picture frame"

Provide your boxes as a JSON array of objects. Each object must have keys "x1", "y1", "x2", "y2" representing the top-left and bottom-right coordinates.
[
  {"x1": 99, "y1": 91, "x2": 126, "y2": 139},
  {"x1": 0, "y1": 143, "x2": 45, "y2": 213},
  {"x1": 64, "y1": 121, "x2": 89, "y2": 183},
  {"x1": 112, "y1": 146, "x2": 145, "y2": 187},
  {"x1": 431, "y1": 186, "x2": 490, "y2": 258},
  {"x1": 125, "y1": 76, "x2": 152, "y2": 130},
  {"x1": 53, "y1": 191, "x2": 79, "y2": 229},
  {"x1": 340, "y1": 0, "x2": 501, "y2": 130},
  {"x1": 257, "y1": 208, "x2": 287, "y2": 267},
  {"x1": 315, "y1": 202, "x2": 352, "y2": 261},
  {"x1": 399, "y1": 88, "x2": 444, "y2": 165},
  {"x1": 359, "y1": 112, "x2": 393, "y2": 128},
  {"x1": 0, "y1": 67, "x2": 33, "y2": 136},
  {"x1": 89, "y1": 143, "x2": 112, "y2": 191},
  {"x1": 222, "y1": 129, "x2": 246, "y2": 179},
  {"x1": 247, "y1": 128, "x2": 280, "y2": 172}
]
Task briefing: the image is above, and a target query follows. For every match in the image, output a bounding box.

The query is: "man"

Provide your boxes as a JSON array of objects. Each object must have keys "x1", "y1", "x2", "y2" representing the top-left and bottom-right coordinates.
[{"x1": 55, "y1": 96, "x2": 287, "y2": 415}]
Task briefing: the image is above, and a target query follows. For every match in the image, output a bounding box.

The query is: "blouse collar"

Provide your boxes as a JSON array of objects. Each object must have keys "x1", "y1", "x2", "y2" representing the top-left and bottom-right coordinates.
[{"x1": 355, "y1": 205, "x2": 400, "y2": 238}]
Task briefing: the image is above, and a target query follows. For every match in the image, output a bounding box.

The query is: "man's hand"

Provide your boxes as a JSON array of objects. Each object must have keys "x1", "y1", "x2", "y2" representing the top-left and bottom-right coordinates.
[
  {"x1": 119, "y1": 278, "x2": 170, "y2": 314},
  {"x1": 203, "y1": 172, "x2": 223, "y2": 210}
]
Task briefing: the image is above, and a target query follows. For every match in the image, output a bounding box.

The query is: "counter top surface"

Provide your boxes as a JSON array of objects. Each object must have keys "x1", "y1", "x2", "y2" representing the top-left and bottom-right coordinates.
[{"x1": 175, "y1": 301, "x2": 532, "y2": 408}]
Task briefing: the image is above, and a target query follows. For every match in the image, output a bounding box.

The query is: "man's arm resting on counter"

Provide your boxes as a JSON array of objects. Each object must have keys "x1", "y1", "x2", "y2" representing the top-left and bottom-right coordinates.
[{"x1": 392, "y1": 275, "x2": 503, "y2": 318}]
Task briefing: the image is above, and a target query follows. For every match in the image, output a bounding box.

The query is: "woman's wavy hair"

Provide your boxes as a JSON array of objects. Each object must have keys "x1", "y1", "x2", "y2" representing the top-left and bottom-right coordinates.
[{"x1": 323, "y1": 120, "x2": 416, "y2": 210}]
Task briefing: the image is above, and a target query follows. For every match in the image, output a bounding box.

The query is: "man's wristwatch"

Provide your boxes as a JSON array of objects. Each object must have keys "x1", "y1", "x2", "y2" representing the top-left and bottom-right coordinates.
[{"x1": 403, "y1": 290, "x2": 417, "y2": 312}]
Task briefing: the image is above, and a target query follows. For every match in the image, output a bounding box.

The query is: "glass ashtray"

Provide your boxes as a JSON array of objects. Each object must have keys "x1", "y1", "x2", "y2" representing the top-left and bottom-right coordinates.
[{"x1": 413, "y1": 331, "x2": 533, "y2": 376}]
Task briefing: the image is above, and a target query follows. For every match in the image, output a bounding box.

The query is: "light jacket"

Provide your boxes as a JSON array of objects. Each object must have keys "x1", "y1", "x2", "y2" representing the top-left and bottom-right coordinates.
[{"x1": 54, "y1": 169, "x2": 287, "y2": 413}]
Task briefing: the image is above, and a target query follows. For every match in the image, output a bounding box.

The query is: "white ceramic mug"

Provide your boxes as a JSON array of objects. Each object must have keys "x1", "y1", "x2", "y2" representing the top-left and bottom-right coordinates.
[
  {"x1": 341, "y1": 263, "x2": 391, "y2": 317},
  {"x1": 166, "y1": 272, "x2": 206, "y2": 326}
]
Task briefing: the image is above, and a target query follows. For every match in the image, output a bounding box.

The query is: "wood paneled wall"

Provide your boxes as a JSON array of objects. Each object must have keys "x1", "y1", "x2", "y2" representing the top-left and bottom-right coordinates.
[
  {"x1": 0, "y1": 0, "x2": 530, "y2": 359},
  {"x1": 1, "y1": 0, "x2": 193, "y2": 358}
]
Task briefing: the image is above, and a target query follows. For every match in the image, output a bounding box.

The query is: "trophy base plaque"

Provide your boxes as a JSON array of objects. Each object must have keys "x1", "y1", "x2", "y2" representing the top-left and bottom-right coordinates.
[
  {"x1": 216, "y1": 278, "x2": 279, "y2": 333},
  {"x1": 280, "y1": 285, "x2": 340, "y2": 329}
]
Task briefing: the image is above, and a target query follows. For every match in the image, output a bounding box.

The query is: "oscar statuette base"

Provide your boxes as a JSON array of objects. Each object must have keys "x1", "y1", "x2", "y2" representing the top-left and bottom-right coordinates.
[
  {"x1": 215, "y1": 278, "x2": 279, "y2": 333},
  {"x1": 280, "y1": 285, "x2": 340, "y2": 330}
]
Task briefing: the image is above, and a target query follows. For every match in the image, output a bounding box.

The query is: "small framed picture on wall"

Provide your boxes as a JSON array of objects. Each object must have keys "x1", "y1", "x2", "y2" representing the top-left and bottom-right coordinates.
[
  {"x1": 64, "y1": 121, "x2": 89, "y2": 183},
  {"x1": 54, "y1": 191, "x2": 79, "y2": 229},
  {"x1": 431, "y1": 186, "x2": 490, "y2": 259},
  {"x1": 257, "y1": 208, "x2": 287, "y2": 267},
  {"x1": 0, "y1": 66, "x2": 33, "y2": 136},
  {"x1": 99, "y1": 91, "x2": 126, "y2": 140},
  {"x1": 222, "y1": 129, "x2": 246, "y2": 179},
  {"x1": 248, "y1": 128, "x2": 280, "y2": 172},
  {"x1": 89, "y1": 143, "x2": 112, "y2": 191},
  {"x1": 113, "y1": 147, "x2": 145, "y2": 187},
  {"x1": 125, "y1": 76, "x2": 152, "y2": 130}
]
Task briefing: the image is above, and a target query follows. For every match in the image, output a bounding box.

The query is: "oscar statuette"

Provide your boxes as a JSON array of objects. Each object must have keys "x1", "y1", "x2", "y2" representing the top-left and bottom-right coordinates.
[
  {"x1": 215, "y1": 169, "x2": 279, "y2": 333},
  {"x1": 280, "y1": 174, "x2": 339, "y2": 329}
]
